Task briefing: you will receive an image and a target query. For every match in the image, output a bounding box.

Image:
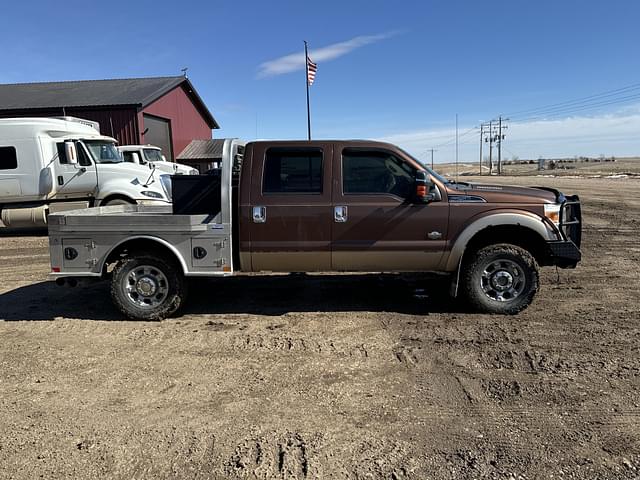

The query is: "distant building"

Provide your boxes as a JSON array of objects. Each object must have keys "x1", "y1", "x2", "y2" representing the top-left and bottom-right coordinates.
[
  {"x1": 0, "y1": 76, "x2": 219, "y2": 161},
  {"x1": 177, "y1": 139, "x2": 227, "y2": 172}
]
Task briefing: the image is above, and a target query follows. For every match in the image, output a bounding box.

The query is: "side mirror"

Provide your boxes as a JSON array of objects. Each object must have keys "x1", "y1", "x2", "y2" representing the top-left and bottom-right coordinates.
[
  {"x1": 64, "y1": 141, "x2": 78, "y2": 165},
  {"x1": 161, "y1": 155, "x2": 167, "y2": 162},
  {"x1": 414, "y1": 171, "x2": 432, "y2": 203},
  {"x1": 414, "y1": 171, "x2": 441, "y2": 203},
  {"x1": 130, "y1": 152, "x2": 142, "y2": 165}
]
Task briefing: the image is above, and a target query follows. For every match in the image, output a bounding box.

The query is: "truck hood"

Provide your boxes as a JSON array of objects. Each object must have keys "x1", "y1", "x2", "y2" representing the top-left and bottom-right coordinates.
[
  {"x1": 150, "y1": 161, "x2": 197, "y2": 175},
  {"x1": 97, "y1": 163, "x2": 164, "y2": 185},
  {"x1": 447, "y1": 182, "x2": 559, "y2": 203}
]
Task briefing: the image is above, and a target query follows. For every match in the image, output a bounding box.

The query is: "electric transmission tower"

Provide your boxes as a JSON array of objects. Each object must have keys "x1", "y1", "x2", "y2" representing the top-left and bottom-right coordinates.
[{"x1": 480, "y1": 117, "x2": 508, "y2": 175}]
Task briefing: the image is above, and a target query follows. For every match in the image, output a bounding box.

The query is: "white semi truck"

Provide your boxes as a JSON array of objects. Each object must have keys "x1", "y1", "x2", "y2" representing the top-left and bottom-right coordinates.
[
  {"x1": 119, "y1": 145, "x2": 198, "y2": 175},
  {"x1": 0, "y1": 117, "x2": 172, "y2": 227}
]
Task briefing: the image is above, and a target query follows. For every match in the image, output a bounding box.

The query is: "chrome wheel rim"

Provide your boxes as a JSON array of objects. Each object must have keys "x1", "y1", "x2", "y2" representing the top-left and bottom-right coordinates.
[
  {"x1": 480, "y1": 259, "x2": 526, "y2": 302},
  {"x1": 123, "y1": 265, "x2": 169, "y2": 308}
]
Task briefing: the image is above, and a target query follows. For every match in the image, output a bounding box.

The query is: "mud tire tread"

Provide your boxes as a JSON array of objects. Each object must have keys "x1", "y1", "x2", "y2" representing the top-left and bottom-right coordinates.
[
  {"x1": 461, "y1": 244, "x2": 539, "y2": 315},
  {"x1": 110, "y1": 255, "x2": 187, "y2": 320}
]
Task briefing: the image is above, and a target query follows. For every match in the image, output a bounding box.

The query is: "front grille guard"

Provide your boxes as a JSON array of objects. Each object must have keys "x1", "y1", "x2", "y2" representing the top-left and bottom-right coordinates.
[{"x1": 559, "y1": 195, "x2": 582, "y2": 248}]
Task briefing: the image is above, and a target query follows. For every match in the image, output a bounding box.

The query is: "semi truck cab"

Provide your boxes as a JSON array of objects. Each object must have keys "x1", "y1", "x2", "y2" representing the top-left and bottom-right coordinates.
[
  {"x1": 0, "y1": 117, "x2": 171, "y2": 227},
  {"x1": 119, "y1": 145, "x2": 198, "y2": 176}
]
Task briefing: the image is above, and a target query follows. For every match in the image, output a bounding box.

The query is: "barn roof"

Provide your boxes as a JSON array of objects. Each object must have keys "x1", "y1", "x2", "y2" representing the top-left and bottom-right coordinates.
[
  {"x1": 0, "y1": 76, "x2": 219, "y2": 128},
  {"x1": 177, "y1": 139, "x2": 226, "y2": 160}
]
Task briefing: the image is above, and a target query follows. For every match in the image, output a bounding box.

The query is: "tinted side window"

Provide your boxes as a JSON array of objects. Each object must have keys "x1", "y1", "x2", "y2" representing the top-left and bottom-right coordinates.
[
  {"x1": 263, "y1": 148, "x2": 322, "y2": 194},
  {"x1": 76, "y1": 145, "x2": 92, "y2": 167},
  {"x1": 0, "y1": 146, "x2": 18, "y2": 170},
  {"x1": 123, "y1": 152, "x2": 135, "y2": 163},
  {"x1": 57, "y1": 143, "x2": 69, "y2": 164},
  {"x1": 342, "y1": 149, "x2": 415, "y2": 198},
  {"x1": 56, "y1": 142, "x2": 90, "y2": 166}
]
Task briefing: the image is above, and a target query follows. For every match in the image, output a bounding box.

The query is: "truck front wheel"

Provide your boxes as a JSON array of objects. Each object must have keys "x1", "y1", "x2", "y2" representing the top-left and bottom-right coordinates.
[
  {"x1": 461, "y1": 244, "x2": 539, "y2": 315},
  {"x1": 110, "y1": 255, "x2": 187, "y2": 320},
  {"x1": 102, "y1": 198, "x2": 135, "y2": 206}
]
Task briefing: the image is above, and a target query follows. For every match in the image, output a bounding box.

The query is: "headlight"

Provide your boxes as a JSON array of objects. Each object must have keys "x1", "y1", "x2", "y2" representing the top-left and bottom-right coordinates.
[
  {"x1": 141, "y1": 190, "x2": 164, "y2": 199},
  {"x1": 159, "y1": 174, "x2": 172, "y2": 201},
  {"x1": 544, "y1": 203, "x2": 561, "y2": 226}
]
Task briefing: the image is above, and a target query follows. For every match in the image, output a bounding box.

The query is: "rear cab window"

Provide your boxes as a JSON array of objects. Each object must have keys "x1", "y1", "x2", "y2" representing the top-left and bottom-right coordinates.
[{"x1": 263, "y1": 148, "x2": 323, "y2": 194}]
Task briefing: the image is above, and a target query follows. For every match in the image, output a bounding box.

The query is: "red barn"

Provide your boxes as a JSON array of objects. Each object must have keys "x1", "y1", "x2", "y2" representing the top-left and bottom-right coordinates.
[{"x1": 0, "y1": 76, "x2": 219, "y2": 161}]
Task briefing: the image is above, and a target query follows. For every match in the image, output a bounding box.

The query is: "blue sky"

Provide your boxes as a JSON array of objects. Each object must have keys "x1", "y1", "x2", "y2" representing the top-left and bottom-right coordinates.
[{"x1": 1, "y1": 0, "x2": 640, "y2": 162}]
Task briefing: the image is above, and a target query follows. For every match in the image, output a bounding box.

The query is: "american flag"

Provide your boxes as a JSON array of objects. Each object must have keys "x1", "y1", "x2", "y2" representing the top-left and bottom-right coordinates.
[{"x1": 306, "y1": 55, "x2": 317, "y2": 86}]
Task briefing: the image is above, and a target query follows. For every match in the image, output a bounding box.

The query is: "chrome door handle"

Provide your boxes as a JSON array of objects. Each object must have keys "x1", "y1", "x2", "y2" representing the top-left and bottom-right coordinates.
[
  {"x1": 334, "y1": 205, "x2": 347, "y2": 223},
  {"x1": 252, "y1": 206, "x2": 266, "y2": 223}
]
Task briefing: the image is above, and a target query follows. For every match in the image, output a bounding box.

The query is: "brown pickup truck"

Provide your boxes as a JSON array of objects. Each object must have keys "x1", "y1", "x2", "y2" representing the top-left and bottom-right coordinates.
[{"x1": 48, "y1": 138, "x2": 582, "y2": 320}]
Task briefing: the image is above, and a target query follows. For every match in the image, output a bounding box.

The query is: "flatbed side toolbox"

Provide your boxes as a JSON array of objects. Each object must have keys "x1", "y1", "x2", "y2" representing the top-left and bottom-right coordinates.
[{"x1": 172, "y1": 173, "x2": 222, "y2": 216}]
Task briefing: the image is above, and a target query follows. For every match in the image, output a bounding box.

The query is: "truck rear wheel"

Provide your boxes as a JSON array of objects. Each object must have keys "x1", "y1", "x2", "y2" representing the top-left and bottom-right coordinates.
[
  {"x1": 461, "y1": 244, "x2": 539, "y2": 315},
  {"x1": 110, "y1": 255, "x2": 187, "y2": 320}
]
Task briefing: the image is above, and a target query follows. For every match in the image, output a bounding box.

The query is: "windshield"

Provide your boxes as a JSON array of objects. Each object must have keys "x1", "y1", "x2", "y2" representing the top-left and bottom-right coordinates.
[
  {"x1": 83, "y1": 141, "x2": 123, "y2": 164},
  {"x1": 397, "y1": 147, "x2": 450, "y2": 184},
  {"x1": 144, "y1": 149, "x2": 164, "y2": 162}
]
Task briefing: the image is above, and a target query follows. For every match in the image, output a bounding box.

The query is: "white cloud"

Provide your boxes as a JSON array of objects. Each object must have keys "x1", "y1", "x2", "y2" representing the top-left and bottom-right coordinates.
[
  {"x1": 257, "y1": 31, "x2": 400, "y2": 78},
  {"x1": 379, "y1": 106, "x2": 640, "y2": 164}
]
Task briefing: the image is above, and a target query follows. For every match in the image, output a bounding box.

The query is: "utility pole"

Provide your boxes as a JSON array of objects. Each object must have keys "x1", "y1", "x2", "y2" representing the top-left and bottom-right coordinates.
[
  {"x1": 455, "y1": 114, "x2": 459, "y2": 182},
  {"x1": 498, "y1": 117, "x2": 502, "y2": 175},
  {"x1": 496, "y1": 116, "x2": 508, "y2": 175},
  {"x1": 480, "y1": 120, "x2": 504, "y2": 175},
  {"x1": 427, "y1": 149, "x2": 437, "y2": 170},
  {"x1": 488, "y1": 120, "x2": 493, "y2": 175},
  {"x1": 479, "y1": 124, "x2": 483, "y2": 175}
]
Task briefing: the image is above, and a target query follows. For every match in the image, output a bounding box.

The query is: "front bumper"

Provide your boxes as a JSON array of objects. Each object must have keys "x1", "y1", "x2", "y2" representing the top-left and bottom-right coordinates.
[
  {"x1": 136, "y1": 198, "x2": 171, "y2": 206},
  {"x1": 546, "y1": 194, "x2": 582, "y2": 268},
  {"x1": 546, "y1": 240, "x2": 581, "y2": 268}
]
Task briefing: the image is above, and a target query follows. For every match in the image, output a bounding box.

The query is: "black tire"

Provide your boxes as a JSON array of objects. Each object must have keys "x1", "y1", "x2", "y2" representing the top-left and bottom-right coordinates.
[
  {"x1": 110, "y1": 255, "x2": 187, "y2": 320},
  {"x1": 461, "y1": 244, "x2": 539, "y2": 315}
]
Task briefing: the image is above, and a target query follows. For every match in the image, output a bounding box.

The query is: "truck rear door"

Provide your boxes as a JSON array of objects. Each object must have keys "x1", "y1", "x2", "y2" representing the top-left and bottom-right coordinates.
[
  {"x1": 331, "y1": 144, "x2": 448, "y2": 271},
  {"x1": 247, "y1": 142, "x2": 333, "y2": 271}
]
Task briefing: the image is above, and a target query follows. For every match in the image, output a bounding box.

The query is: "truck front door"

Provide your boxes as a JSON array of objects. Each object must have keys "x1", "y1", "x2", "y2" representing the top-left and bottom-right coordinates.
[
  {"x1": 53, "y1": 141, "x2": 98, "y2": 198},
  {"x1": 248, "y1": 142, "x2": 333, "y2": 272},
  {"x1": 331, "y1": 145, "x2": 449, "y2": 271}
]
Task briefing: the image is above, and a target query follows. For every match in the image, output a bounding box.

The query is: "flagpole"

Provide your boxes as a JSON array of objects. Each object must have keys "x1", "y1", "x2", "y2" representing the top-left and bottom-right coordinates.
[{"x1": 304, "y1": 40, "x2": 311, "y2": 140}]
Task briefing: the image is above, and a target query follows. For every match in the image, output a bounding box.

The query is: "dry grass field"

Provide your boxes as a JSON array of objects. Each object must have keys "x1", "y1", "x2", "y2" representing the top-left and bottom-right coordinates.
[
  {"x1": 0, "y1": 174, "x2": 639, "y2": 479},
  {"x1": 436, "y1": 156, "x2": 640, "y2": 178}
]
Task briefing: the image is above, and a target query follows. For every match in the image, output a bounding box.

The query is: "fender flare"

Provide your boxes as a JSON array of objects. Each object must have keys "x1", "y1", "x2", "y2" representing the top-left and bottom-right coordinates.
[
  {"x1": 444, "y1": 211, "x2": 558, "y2": 271},
  {"x1": 102, "y1": 235, "x2": 189, "y2": 275}
]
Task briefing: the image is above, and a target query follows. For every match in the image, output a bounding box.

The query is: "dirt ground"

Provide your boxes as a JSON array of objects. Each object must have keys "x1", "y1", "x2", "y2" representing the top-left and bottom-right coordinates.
[{"x1": 0, "y1": 176, "x2": 639, "y2": 479}]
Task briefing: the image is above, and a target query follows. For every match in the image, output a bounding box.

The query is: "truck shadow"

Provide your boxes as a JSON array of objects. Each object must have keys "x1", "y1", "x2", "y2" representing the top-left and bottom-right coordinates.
[
  {"x1": 186, "y1": 273, "x2": 463, "y2": 316},
  {"x1": 0, "y1": 226, "x2": 48, "y2": 237},
  {"x1": 0, "y1": 273, "x2": 467, "y2": 322}
]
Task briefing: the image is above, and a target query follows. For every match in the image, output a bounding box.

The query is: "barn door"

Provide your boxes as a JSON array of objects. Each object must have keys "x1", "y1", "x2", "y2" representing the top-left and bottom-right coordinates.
[{"x1": 142, "y1": 114, "x2": 173, "y2": 161}]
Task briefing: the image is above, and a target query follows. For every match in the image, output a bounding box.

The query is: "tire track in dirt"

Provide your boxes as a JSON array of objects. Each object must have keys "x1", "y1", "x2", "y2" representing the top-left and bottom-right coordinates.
[{"x1": 230, "y1": 333, "x2": 370, "y2": 358}]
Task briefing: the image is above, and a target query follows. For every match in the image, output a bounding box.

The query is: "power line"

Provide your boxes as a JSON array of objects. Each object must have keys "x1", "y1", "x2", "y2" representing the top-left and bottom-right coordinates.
[
  {"x1": 503, "y1": 80, "x2": 640, "y2": 119},
  {"x1": 510, "y1": 91, "x2": 640, "y2": 123},
  {"x1": 432, "y1": 126, "x2": 477, "y2": 149}
]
